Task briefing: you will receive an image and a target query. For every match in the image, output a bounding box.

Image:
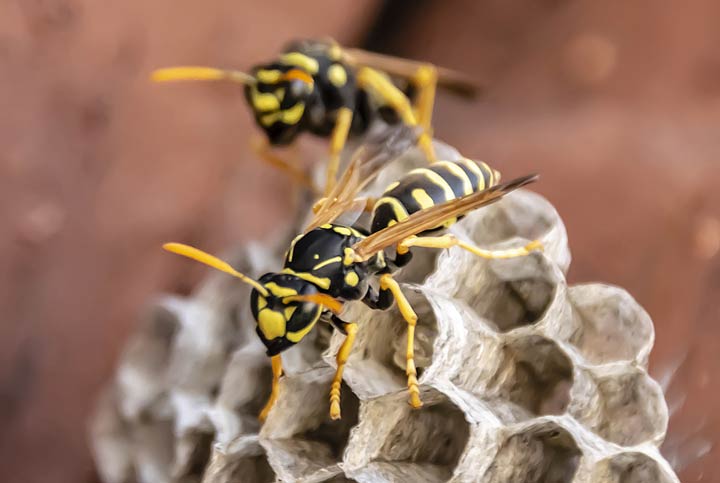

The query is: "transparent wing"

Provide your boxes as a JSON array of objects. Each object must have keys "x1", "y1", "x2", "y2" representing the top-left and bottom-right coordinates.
[
  {"x1": 304, "y1": 125, "x2": 417, "y2": 232},
  {"x1": 352, "y1": 174, "x2": 539, "y2": 259},
  {"x1": 342, "y1": 47, "x2": 481, "y2": 98}
]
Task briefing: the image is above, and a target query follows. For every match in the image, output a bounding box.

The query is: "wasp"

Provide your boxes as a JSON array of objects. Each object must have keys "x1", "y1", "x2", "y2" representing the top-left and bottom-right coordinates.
[
  {"x1": 163, "y1": 132, "x2": 541, "y2": 421},
  {"x1": 151, "y1": 38, "x2": 479, "y2": 195}
]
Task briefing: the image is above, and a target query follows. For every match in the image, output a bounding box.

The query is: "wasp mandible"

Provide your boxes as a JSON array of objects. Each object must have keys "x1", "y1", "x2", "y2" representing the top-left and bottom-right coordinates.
[
  {"x1": 163, "y1": 132, "x2": 540, "y2": 421},
  {"x1": 151, "y1": 39, "x2": 479, "y2": 195}
]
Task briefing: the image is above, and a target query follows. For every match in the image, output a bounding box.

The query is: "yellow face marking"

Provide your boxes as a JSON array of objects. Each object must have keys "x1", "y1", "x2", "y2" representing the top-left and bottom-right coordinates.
[
  {"x1": 260, "y1": 102, "x2": 305, "y2": 126},
  {"x1": 280, "y1": 52, "x2": 319, "y2": 74},
  {"x1": 408, "y1": 168, "x2": 455, "y2": 201},
  {"x1": 249, "y1": 87, "x2": 280, "y2": 112},
  {"x1": 328, "y1": 64, "x2": 347, "y2": 87},
  {"x1": 374, "y1": 196, "x2": 410, "y2": 224},
  {"x1": 285, "y1": 311, "x2": 321, "y2": 343},
  {"x1": 344, "y1": 271, "x2": 359, "y2": 287},
  {"x1": 283, "y1": 305, "x2": 297, "y2": 321},
  {"x1": 411, "y1": 188, "x2": 436, "y2": 210},
  {"x1": 265, "y1": 282, "x2": 298, "y2": 298},
  {"x1": 435, "y1": 160, "x2": 473, "y2": 195},
  {"x1": 256, "y1": 69, "x2": 283, "y2": 84},
  {"x1": 313, "y1": 256, "x2": 342, "y2": 270},
  {"x1": 257, "y1": 296, "x2": 268, "y2": 310},
  {"x1": 258, "y1": 309, "x2": 286, "y2": 340},
  {"x1": 281, "y1": 268, "x2": 331, "y2": 290},
  {"x1": 332, "y1": 226, "x2": 352, "y2": 236},
  {"x1": 282, "y1": 103, "x2": 305, "y2": 124}
]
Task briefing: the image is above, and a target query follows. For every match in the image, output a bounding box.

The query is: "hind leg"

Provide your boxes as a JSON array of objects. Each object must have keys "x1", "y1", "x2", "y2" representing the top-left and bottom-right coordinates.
[{"x1": 378, "y1": 273, "x2": 422, "y2": 409}]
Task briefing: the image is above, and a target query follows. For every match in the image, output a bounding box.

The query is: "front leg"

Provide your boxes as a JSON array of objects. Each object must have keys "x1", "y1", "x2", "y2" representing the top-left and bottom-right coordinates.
[
  {"x1": 329, "y1": 315, "x2": 357, "y2": 420},
  {"x1": 258, "y1": 354, "x2": 283, "y2": 422}
]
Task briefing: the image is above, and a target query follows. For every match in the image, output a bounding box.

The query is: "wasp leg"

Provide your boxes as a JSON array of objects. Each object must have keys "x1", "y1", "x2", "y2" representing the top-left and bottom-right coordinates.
[
  {"x1": 378, "y1": 273, "x2": 422, "y2": 409},
  {"x1": 398, "y1": 234, "x2": 543, "y2": 259},
  {"x1": 326, "y1": 107, "x2": 354, "y2": 195},
  {"x1": 251, "y1": 136, "x2": 321, "y2": 196},
  {"x1": 410, "y1": 64, "x2": 438, "y2": 132},
  {"x1": 356, "y1": 67, "x2": 436, "y2": 162},
  {"x1": 258, "y1": 354, "x2": 283, "y2": 422},
  {"x1": 329, "y1": 316, "x2": 358, "y2": 420}
]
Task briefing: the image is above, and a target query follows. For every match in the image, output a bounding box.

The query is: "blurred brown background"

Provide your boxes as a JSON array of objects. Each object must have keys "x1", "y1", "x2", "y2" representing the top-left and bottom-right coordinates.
[{"x1": 1, "y1": 1, "x2": 718, "y2": 482}]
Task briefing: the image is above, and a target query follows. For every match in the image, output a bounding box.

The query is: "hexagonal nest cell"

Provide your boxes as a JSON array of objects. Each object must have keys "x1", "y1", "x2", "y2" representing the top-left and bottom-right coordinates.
[
  {"x1": 90, "y1": 140, "x2": 678, "y2": 483},
  {"x1": 483, "y1": 422, "x2": 581, "y2": 483}
]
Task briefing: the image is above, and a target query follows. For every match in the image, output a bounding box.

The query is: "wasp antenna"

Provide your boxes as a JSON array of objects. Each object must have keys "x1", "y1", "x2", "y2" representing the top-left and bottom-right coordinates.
[
  {"x1": 150, "y1": 66, "x2": 256, "y2": 85},
  {"x1": 163, "y1": 242, "x2": 268, "y2": 296},
  {"x1": 283, "y1": 294, "x2": 344, "y2": 315}
]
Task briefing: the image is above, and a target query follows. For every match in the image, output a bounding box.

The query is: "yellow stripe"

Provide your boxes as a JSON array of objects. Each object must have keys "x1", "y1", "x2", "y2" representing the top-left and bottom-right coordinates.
[
  {"x1": 249, "y1": 87, "x2": 280, "y2": 111},
  {"x1": 408, "y1": 168, "x2": 455, "y2": 200},
  {"x1": 383, "y1": 180, "x2": 400, "y2": 193},
  {"x1": 260, "y1": 102, "x2": 305, "y2": 127},
  {"x1": 332, "y1": 226, "x2": 353, "y2": 236},
  {"x1": 256, "y1": 69, "x2": 283, "y2": 84},
  {"x1": 281, "y1": 268, "x2": 331, "y2": 290},
  {"x1": 287, "y1": 233, "x2": 304, "y2": 262},
  {"x1": 349, "y1": 227, "x2": 365, "y2": 238},
  {"x1": 455, "y1": 158, "x2": 485, "y2": 189},
  {"x1": 285, "y1": 312, "x2": 320, "y2": 343},
  {"x1": 434, "y1": 161, "x2": 473, "y2": 195},
  {"x1": 313, "y1": 256, "x2": 342, "y2": 270},
  {"x1": 373, "y1": 196, "x2": 410, "y2": 224},
  {"x1": 477, "y1": 161, "x2": 494, "y2": 188},
  {"x1": 411, "y1": 188, "x2": 435, "y2": 209},
  {"x1": 280, "y1": 52, "x2": 319, "y2": 74},
  {"x1": 265, "y1": 282, "x2": 298, "y2": 298}
]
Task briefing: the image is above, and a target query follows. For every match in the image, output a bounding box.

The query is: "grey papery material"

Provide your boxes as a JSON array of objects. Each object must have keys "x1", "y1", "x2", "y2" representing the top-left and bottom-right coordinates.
[{"x1": 90, "y1": 141, "x2": 677, "y2": 483}]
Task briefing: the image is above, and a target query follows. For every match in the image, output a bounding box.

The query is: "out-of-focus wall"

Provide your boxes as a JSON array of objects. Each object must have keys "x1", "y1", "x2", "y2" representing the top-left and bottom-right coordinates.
[{"x1": 1, "y1": 1, "x2": 718, "y2": 482}]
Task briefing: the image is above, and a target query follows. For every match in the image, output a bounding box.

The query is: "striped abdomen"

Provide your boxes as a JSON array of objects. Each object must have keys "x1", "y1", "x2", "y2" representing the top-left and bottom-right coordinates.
[{"x1": 370, "y1": 158, "x2": 500, "y2": 234}]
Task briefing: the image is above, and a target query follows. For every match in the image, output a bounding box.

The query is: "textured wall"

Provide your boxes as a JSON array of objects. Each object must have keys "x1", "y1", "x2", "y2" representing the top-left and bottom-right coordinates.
[{"x1": 1, "y1": 1, "x2": 718, "y2": 482}]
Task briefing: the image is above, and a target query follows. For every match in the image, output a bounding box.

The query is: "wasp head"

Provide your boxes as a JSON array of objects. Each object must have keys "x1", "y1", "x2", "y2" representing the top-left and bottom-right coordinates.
[
  {"x1": 245, "y1": 65, "x2": 316, "y2": 145},
  {"x1": 250, "y1": 272, "x2": 334, "y2": 356}
]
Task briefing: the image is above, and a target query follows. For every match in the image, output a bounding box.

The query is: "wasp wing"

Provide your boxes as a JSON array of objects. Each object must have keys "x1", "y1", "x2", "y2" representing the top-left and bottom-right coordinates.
[
  {"x1": 304, "y1": 125, "x2": 417, "y2": 232},
  {"x1": 352, "y1": 174, "x2": 539, "y2": 259},
  {"x1": 342, "y1": 47, "x2": 481, "y2": 98}
]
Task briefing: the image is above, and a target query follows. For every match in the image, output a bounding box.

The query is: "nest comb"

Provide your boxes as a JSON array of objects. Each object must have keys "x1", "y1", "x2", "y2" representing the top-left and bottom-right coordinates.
[{"x1": 90, "y1": 141, "x2": 678, "y2": 483}]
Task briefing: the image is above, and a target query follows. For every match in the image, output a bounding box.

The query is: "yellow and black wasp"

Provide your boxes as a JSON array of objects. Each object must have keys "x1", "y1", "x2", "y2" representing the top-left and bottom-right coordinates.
[
  {"x1": 151, "y1": 38, "x2": 479, "y2": 195},
  {"x1": 163, "y1": 134, "x2": 541, "y2": 421}
]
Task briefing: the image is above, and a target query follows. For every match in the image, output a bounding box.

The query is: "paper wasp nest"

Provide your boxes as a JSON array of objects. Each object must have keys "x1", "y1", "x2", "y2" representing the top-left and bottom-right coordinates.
[{"x1": 90, "y1": 142, "x2": 678, "y2": 483}]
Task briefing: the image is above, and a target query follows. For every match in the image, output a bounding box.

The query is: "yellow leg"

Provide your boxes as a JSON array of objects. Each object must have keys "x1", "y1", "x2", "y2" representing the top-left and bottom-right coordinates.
[
  {"x1": 251, "y1": 136, "x2": 321, "y2": 196},
  {"x1": 326, "y1": 107, "x2": 354, "y2": 195},
  {"x1": 398, "y1": 234, "x2": 543, "y2": 259},
  {"x1": 356, "y1": 67, "x2": 436, "y2": 162},
  {"x1": 410, "y1": 64, "x2": 438, "y2": 131},
  {"x1": 329, "y1": 322, "x2": 358, "y2": 420},
  {"x1": 258, "y1": 354, "x2": 283, "y2": 422},
  {"x1": 379, "y1": 274, "x2": 422, "y2": 409}
]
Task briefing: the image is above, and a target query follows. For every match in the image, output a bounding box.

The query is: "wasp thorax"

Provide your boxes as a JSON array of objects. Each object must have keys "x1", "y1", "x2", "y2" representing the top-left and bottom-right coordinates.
[{"x1": 250, "y1": 273, "x2": 324, "y2": 356}]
